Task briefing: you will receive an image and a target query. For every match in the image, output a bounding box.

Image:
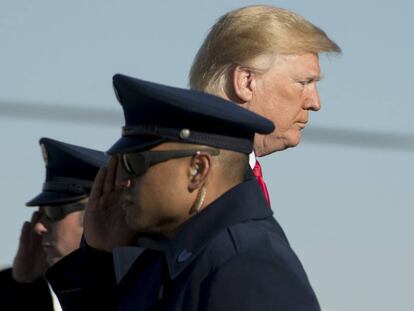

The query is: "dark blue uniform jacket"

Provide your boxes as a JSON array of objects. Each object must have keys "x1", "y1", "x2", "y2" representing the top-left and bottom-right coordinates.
[
  {"x1": 0, "y1": 268, "x2": 53, "y2": 310},
  {"x1": 47, "y1": 178, "x2": 320, "y2": 310}
]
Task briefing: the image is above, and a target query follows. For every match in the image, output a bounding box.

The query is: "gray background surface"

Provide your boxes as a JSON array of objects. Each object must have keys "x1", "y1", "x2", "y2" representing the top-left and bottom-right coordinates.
[{"x1": 0, "y1": 1, "x2": 413, "y2": 310}]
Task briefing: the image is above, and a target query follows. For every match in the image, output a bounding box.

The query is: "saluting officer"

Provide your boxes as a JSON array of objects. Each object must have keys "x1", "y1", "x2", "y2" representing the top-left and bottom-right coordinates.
[
  {"x1": 47, "y1": 74, "x2": 320, "y2": 310},
  {"x1": 0, "y1": 138, "x2": 107, "y2": 310}
]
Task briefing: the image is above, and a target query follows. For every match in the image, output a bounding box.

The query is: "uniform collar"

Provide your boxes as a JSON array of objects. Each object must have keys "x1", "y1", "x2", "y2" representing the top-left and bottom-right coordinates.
[
  {"x1": 112, "y1": 246, "x2": 146, "y2": 284},
  {"x1": 134, "y1": 177, "x2": 273, "y2": 279}
]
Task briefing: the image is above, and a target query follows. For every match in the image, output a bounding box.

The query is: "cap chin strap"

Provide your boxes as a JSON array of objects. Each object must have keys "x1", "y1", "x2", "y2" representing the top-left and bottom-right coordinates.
[{"x1": 42, "y1": 177, "x2": 93, "y2": 195}]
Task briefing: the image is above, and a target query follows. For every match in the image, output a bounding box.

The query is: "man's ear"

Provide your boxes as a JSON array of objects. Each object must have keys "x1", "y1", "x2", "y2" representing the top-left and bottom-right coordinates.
[
  {"x1": 187, "y1": 152, "x2": 211, "y2": 192},
  {"x1": 232, "y1": 66, "x2": 255, "y2": 102}
]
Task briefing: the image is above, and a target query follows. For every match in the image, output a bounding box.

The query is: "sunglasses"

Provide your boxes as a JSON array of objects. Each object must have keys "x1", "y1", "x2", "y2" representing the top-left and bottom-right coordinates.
[
  {"x1": 121, "y1": 149, "x2": 220, "y2": 177},
  {"x1": 42, "y1": 202, "x2": 85, "y2": 222}
]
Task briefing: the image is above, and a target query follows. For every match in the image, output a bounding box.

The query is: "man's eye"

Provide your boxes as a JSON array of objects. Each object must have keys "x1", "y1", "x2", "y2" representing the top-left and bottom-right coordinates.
[{"x1": 298, "y1": 79, "x2": 315, "y2": 87}]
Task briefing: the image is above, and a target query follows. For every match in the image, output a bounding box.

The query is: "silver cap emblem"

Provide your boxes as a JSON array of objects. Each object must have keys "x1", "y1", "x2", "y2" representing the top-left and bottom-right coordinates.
[{"x1": 180, "y1": 129, "x2": 191, "y2": 139}]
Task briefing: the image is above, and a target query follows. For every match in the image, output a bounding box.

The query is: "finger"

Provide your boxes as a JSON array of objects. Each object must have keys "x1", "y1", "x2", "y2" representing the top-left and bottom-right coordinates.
[
  {"x1": 103, "y1": 156, "x2": 118, "y2": 193},
  {"x1": 89, "y1": 168, "x2": 106, "y2": 201},
  {"x1": 18, "y1": 222, "x2": 31, "y2": 249}
]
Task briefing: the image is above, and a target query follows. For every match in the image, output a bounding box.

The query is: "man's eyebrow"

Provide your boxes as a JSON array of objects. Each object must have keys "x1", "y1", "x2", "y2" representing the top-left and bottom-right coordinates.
[{"x1": 308, "y1": 74, "x2": 324, "y2": 82}]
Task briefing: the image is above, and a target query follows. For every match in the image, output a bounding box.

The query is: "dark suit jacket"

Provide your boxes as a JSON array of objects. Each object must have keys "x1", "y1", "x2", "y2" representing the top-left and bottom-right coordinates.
[
  {"x1": 47, "y1": 178, "x2": 320, "y2": 310},
  {"x1": 0, "y1": 267, "x2": 53, "y2": 310}
]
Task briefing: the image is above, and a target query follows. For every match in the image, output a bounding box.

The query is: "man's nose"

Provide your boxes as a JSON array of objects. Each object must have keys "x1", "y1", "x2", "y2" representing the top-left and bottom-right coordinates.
[
  {"x1": 116, "y1": 174, "x2": 133, "y2": 190},
  {"x1": 33, "y1": 219, "x2": 48, "y2": 235},
  {"x1": 304, "y1": 84, "x2": 321, "y2": 111},
  {"x1": 31, "y1": 211, "x2": 48, "y2": 235},
  {"x1": 115, "y1": 156, "x2": 133, "y2": 190}
]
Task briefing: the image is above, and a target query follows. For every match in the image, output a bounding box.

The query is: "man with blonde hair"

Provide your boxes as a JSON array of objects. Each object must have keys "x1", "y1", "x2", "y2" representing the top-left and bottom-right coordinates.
[
  {"x1": 190, "y1": 4, "x2": 341, "y2": 308},
  {"x1": 190, "y1": 5, "x2": 341, "y2": 156}
]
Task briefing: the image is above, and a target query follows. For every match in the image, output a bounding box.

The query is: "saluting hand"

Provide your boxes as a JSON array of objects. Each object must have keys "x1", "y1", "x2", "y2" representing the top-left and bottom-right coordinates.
[
  {"x1": 12, "y1": 211, "x2": 49, "y2": 283},
  {"x1": 84, "y1": 155, "x2": 138, "y2": 252}
]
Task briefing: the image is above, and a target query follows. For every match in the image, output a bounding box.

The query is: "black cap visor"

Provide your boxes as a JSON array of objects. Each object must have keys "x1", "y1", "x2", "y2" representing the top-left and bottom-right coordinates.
[{"x1": 26, "y1": 191, "x2": 88, "y2": 207}]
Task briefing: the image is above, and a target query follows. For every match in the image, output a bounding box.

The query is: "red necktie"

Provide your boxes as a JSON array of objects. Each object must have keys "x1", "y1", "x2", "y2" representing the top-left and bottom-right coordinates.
[{"x1": 253, "y1": 161, "x2": 271, "y2": 206}]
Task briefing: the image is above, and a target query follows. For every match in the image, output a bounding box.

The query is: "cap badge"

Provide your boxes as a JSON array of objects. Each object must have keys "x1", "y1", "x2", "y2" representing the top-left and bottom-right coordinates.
[{"x1": 180, "y1": 129, "x2": 191, "y2": 139}]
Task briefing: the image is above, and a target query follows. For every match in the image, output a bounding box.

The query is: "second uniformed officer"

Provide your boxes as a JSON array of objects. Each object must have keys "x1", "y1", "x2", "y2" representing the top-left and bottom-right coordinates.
[{"x1": 0, "y1": 138, "x2": 108, "y2": 311}]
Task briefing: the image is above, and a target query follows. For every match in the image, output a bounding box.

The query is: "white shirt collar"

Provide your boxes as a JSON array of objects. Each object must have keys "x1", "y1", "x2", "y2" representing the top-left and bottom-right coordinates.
[
  {"x1": 249, "y1": 152, "x2": 256, "y2": 169},
  {"x1": 47, "y1": 281, "x2": 63, "y2": 311}
]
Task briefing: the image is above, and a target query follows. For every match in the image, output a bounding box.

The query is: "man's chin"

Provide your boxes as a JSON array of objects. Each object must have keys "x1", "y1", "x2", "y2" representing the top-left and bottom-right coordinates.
[
  {"x1": 255, "y1": 135, "x2": 301, "y2": 156},
  {"x1": 46, "y1": 256, "x2": 62, "y2": 267},
  {"x1": 125, "y1": 211, "x2": 142, "y2": 231},
  {"x1": 288, "y1": 137, "x2": 301, "y2": 148},
  {"x1": 284, "y1": 132, "x2": 302, "y2": 149}
]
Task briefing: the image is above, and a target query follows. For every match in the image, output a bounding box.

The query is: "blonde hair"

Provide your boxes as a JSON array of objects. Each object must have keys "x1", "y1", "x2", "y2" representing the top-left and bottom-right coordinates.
[{"x1": 189, "y1": 5, "x2": 341, "y2": 94}]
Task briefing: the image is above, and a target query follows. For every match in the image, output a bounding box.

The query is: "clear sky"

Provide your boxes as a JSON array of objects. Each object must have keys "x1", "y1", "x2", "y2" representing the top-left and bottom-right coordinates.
[{"x1": 0, "y1": 1, "x2": 413, "y2": 310}]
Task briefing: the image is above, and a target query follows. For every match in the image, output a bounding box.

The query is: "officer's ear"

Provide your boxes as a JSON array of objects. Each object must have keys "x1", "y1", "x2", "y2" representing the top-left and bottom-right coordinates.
[
  {"x1": 187, "y1": 152, "x2": 212, "y2": 192},
  {"x1": 232, "y1": 66, "x2": 256, "y2": 103}
]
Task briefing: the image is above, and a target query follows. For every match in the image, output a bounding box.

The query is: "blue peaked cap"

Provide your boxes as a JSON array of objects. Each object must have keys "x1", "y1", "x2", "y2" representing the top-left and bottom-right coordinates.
[
  {"x1": 26, "y1": 138, "x2": 109, "y2": 207},
  {"x1": 107, "y1": 74, "x2": 275, "y2": 154}
]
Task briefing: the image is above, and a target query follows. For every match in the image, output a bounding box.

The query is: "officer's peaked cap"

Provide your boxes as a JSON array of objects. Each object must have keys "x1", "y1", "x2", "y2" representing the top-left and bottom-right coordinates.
[
  {"x1": 26, "y1": 138, "x2": 109, "y2": 206},
  {"x1": 107, "y1": 74, "x2": 275, "y2": 154}
]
